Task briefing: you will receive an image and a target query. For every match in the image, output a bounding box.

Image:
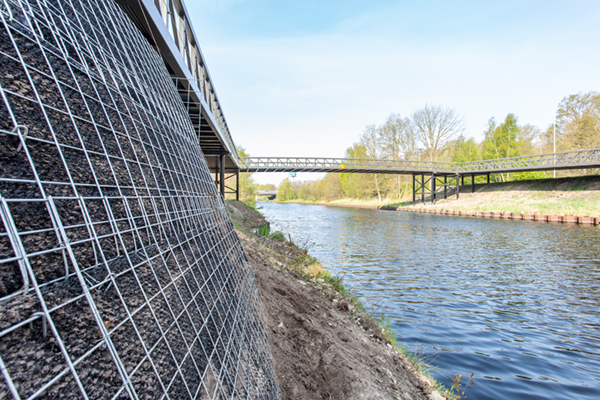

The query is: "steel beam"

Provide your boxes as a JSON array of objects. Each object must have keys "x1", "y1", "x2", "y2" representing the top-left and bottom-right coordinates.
[
  {"x1": 240, "y1": 147, "x2": 600, "y2": 176},
  {"x1": 220, "y1": 154, "x2": 225, "y2": 197}
]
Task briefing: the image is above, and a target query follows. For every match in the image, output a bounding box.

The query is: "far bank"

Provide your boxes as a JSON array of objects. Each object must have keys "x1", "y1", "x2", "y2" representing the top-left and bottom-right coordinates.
[{"x1": 274, "y1": 175, "x2": 600, "y2": 225}]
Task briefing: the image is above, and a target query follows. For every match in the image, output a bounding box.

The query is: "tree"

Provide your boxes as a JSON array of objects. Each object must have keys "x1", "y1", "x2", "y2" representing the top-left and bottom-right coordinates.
[
  {"x1": 556, "y1": 91, "x2": 600, "y2": 150},
  {"x1": 379, "y1": 113, "x2": 416, "y2": 198},
  {"x1": 450, "y1": 135, "x2": 481, "y2": 163},
  {"x1": 340, "y1": 143, "x2": 371, "y2": 198},
  {"x1": 257, "y1": 183, "x2": 276, "y2": 191},
  {"x1": 234, "y1": 146, "x2": 257, "y2": 207},
  {"x1": 322, "y1": 173, "x2": 344, "y2": 200},
  {"x1": 412, "y1": 104, "x2": 464, "y2": 161},
  {"x1": 482, "y1": 114, "x2": 521, "y2": 182},
  {"x1": 360, "y1": 125, "x2": 384, "y2": 202},
  {"x1": 277, "y1": 178, "x2": 294, "y2": 201}
]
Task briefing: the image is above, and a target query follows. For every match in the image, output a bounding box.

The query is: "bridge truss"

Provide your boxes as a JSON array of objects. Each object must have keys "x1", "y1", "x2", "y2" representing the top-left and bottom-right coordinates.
[{"x1": 240, "y1": 148, "x2": 600, "y2": 203}]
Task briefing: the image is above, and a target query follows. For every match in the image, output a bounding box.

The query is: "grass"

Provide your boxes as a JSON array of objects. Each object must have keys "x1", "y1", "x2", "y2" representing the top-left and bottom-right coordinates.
[{"x1": 257, "y1": 225, "x2": 286, "y2": 241}]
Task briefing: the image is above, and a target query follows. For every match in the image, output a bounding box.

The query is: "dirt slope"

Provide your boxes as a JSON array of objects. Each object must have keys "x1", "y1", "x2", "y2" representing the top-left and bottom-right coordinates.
[{"x1": 227, "y1": 201, "x2": 444, "y2": 400}]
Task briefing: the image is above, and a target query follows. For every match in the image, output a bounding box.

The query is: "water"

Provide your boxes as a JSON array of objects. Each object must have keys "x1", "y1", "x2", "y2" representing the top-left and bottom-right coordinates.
[{"x1": 258, "y1": 202, "x2": 600, "y2": 400}]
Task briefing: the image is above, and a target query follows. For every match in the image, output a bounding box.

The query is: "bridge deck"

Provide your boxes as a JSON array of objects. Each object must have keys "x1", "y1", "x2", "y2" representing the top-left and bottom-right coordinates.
[{"x1": 240, "y1": 148, "x2": 600, "y2": 176}]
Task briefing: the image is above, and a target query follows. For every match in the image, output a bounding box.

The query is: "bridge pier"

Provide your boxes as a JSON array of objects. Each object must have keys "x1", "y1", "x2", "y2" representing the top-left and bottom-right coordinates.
[
  {"x1": 412, "y1": 173, "x2": 461, "y2": 205},
  {"x1": 236, "y1": 170, "x2": 240, "y2": 201},
  {"x1": 220, "y1": 154, "x2": 225, "y2": 196}
]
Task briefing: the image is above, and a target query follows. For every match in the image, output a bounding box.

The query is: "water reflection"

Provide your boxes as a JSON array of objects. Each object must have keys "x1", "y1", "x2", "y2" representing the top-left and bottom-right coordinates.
[{"x1": 259, "y1": 202, "x2": 600, "y2": 400}]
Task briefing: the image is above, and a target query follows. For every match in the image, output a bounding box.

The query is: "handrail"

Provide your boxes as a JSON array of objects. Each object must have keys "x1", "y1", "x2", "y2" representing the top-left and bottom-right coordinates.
[
  {"x1": 240, "y1": 147, "x2": 600, "y2": 175},
  {"x1": 138, "y1": 0, "x2": 238, "y2": 160}
]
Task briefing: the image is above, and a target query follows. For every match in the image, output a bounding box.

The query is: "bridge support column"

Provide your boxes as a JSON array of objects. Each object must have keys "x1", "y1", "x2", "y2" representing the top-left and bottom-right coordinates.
[
  {"x1": 412, "y1": 174, "x2": 416, "y2": 203},
  {"x1": 444, "y1": 175, "x2": 447, "y2": 199},
  {"x1": 236, "y1": 170, "x2": 240, "y2": 201},
  {"x1": 219, "y1": 154, "x2": 225, "y2": 197},
  {"x1": 487, "y1": 173, "x2": 490, "y2": 184},
  {"x1": 431, "y1": 173, "x2": 436, "y2": 204},
  {"x1": 421, "y1": 174, "x2": 425, "y2": 203},
  {"x1": 456, "y1": 174, "x2": 460, "y2": 200},
  {"x1": 472, "y1": 174, "x2": 475, "y2": 193},
  {"x1": 461, "y1": 175, "x2": 464, "y2": 186}
]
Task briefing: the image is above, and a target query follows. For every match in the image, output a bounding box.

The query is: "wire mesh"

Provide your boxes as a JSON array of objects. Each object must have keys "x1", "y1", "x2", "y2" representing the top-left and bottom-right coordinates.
[{"x1": 0, "y1": 0, "x2": 278, "y2": 398}]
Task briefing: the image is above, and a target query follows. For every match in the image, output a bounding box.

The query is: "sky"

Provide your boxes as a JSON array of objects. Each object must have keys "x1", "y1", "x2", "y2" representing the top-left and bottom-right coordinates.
[{"x1": 186, "y1": 0, "x2": 600, "y2": 185}]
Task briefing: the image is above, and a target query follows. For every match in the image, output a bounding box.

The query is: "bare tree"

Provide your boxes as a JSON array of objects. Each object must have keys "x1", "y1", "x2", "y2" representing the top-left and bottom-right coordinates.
[
  {"x1": 412, "y1": 104, "x2": 464, "y2": 161},
  {"x1": 360, "y1": 125, "x2": 383, "y2": 202},
  {"x1": 379, "y1": 113, "x2": 416, "y2": 198}
]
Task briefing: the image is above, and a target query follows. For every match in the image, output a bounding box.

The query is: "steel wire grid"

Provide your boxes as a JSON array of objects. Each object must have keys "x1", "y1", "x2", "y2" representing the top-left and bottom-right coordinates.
[{"x1": 0, "y1": 0, "x2": 278, "y2": 398}]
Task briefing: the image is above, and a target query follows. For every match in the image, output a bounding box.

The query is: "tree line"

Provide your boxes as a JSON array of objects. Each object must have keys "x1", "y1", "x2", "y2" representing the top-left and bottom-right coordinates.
[{"x1": 240, "y1": 91, "x2": 600, "y2": 204}]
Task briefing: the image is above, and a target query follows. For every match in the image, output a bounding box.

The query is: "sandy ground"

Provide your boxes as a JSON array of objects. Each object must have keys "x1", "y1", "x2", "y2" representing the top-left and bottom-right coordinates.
[{"x1": 227, "y1": 201, "x2": 445, "y2": 400}]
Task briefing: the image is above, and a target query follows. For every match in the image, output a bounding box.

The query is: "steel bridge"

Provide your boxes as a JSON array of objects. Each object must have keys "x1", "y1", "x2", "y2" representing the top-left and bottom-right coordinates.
[
  {"x1": 118, "y1": 0, "x2": 241, "y2": 198},
  {"x1": 118, "y1": 1, "x2": 600, "y2": 204},
  {"x1": 239, "y1": 148, "x2": 600, "y2": 202}
]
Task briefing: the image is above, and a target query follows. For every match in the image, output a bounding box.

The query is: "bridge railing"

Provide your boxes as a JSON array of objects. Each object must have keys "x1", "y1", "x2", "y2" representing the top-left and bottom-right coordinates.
[
  {"x1": 240, "y1": 148, "x2": 600, "y2": 175},
  {"x1": 455, "y1": 148, "x2": 600, "y2": 173},
  {"x1": 239, "y1": 157, "x2": 455, "y2": 173},
  {"x1": 149, "y1": 0, "x2": 237, "y2": 159}
]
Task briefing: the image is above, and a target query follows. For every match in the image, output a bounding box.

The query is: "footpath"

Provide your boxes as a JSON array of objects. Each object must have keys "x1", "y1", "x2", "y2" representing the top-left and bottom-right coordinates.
[{"x1": 226, "y1": 201, "x2": 448, "y2": 400}]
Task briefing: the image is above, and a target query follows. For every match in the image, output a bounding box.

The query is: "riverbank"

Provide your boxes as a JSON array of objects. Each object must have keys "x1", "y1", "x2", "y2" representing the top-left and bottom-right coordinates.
[
  {"x1": 280, "y1": 175, "x2": 600, "y2": 225},
  {"x1": 226, "y1": 200, "x2": 449, "y2": 400}
]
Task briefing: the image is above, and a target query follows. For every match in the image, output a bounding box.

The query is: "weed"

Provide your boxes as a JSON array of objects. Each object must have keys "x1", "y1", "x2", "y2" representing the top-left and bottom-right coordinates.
[
  {"x1": 449, "y1": 373, "x2": 476, "y2": 399},
  {"x1": 378, "y1": 314, "x2": 397, "y2": 345},
  {"x1": 257, "y1": 225, "x2": 270, "y2": 237},
  {"x1": 269, "y1": 231, "x2": 285, "y2": 241}
]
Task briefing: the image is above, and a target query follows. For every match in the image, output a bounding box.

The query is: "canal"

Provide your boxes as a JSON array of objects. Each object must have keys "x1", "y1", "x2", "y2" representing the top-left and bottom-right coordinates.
[{"x1": 258, "y1": 202, "x2": 600, "y2": 400}]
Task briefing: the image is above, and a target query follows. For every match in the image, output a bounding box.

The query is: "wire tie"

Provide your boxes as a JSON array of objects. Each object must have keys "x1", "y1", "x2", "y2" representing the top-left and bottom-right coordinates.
[
  {"x1": 29, "y1": 312, "x2": 47, "y2": 339},
  {"x1": 1, "y1": 0, "x2": 13, "y2": 21},
  {"x1": 12, "y1": 125, "x2": 28, "y2": 152}
]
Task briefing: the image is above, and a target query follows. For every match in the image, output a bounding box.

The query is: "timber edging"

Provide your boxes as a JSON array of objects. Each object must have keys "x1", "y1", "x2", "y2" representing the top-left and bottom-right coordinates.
[
  {"x1": 280, "y1": 202, "x2": 600, "y2": 226},
  {"x1": 394, "y1": 207, "x2": 599, "y2": 226}
]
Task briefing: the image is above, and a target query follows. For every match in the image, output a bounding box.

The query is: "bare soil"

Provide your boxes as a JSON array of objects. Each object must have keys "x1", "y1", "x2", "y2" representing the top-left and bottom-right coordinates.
[{"x1": 227, "y1": 201, "x2": 445, "y2": 400}]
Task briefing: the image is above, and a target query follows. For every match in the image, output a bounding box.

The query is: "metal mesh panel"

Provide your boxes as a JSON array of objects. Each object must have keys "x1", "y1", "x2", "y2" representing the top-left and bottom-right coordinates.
[{"x1": 0, "y1": 0, "x2": 278, "y2": 398}]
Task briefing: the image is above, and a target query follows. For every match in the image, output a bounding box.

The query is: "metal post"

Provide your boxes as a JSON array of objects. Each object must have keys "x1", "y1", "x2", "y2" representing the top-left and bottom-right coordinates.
[
  {"x1": 553, "y1": 120, "x2": 556, "y2": 178},
  {"x1": 471, "y1": 174, "x2": 475, "y2": 193},
  {"x1": 412, "y1": 174, "x2": 416, "y2": 203},
  {"x1": 215, "y1": 158, "x2": 219, "y2": 188},
  {"x1": 236, "y1": 170, "x2": 240, "y2": 201},
  {"x1": 431, "y1": 173, "x2": 436, "y2": 204},
  {"x1": 487, "y1": 173, "x2": 490, "y2": 184},
  {"x1": 421, "y1": 174, "x2": 425, "y2": 203},
  {"x1": 456, "y1": 174, "x2": 460, "y2": 200},
  {"x1": 461, "y1": 175, "x2": 464, "y2": 186},
  {"x1": 219, "y1": 154, "x2": 225, "y2": 197},
  {"x1": 444, "y1": 175, "x2": 447, "y2": 199}
]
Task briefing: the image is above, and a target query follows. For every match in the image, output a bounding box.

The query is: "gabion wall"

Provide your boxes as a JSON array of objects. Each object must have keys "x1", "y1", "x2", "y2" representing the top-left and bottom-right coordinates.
[{"x1": 0, "y1": 0, "x2": 278, "y2": 398}]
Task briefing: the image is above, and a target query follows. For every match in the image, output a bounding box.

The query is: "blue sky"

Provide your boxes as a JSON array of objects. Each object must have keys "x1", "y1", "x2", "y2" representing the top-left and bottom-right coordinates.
[{"x1": 186, "y1": 0, "x2": 600, "y2": 185}]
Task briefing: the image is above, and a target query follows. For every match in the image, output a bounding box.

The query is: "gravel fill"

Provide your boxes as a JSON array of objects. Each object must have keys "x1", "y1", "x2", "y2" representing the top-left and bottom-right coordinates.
[{"x1": 0, "y1": 0, "x2": 277, "y2": 398}]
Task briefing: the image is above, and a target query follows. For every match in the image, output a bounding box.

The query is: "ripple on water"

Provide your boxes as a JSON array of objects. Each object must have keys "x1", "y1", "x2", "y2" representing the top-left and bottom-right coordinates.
[{"x1": 260, "y1": 202, "x2": 600, "y2": 400}]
